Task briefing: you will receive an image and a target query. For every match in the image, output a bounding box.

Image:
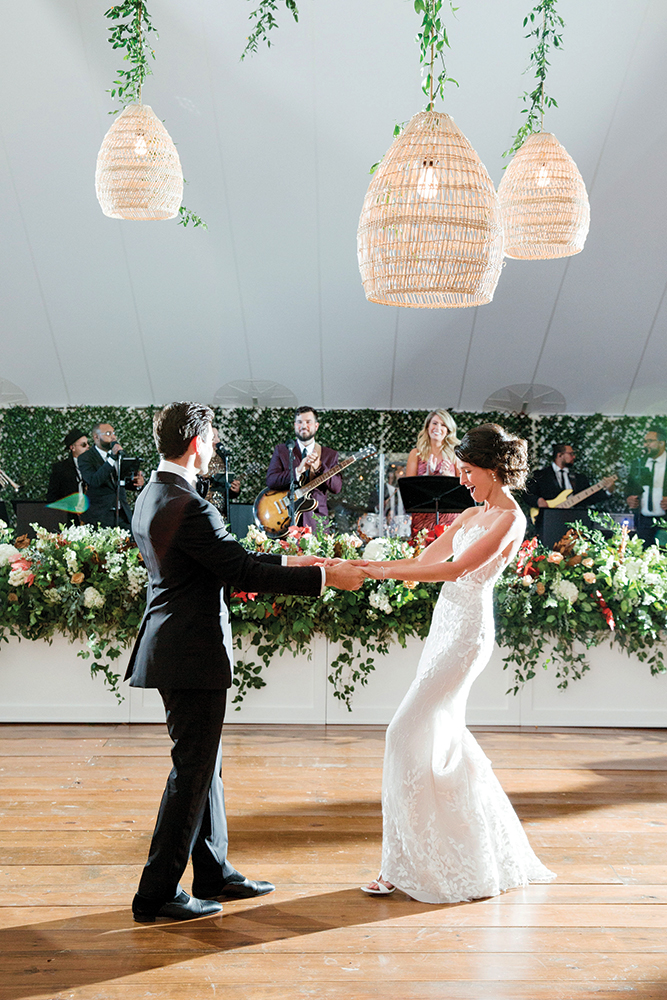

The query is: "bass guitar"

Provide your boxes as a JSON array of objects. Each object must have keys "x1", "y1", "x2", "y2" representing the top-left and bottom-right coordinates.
[
  {"x1": 529, "y1": 474, "x2": 617, "y2": 524},
  {"x1": 254, "y1": 444, "x2": 376, "y2": 538}
]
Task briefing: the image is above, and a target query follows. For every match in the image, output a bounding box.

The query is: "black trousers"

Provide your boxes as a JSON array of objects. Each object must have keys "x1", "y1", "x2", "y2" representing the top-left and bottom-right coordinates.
[
  {"x1": 137, "y1": 687, "x2": 236, "y2": 901},
  {"x1": 635, "y1": 511, "x2": 661, "y2": 547}
]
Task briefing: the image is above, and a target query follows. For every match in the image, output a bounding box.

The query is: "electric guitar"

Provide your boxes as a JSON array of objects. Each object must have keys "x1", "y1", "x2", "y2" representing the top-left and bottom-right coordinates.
[
  {"x1": 529, "y1": 474, "x2": 617, "y2": 524},
  {"x1": 254, "y1": 444, "x2": 376, "y2": 538}
]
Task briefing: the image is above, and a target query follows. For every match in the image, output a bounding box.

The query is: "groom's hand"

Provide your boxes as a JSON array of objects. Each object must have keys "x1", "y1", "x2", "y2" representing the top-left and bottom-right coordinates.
[
  {"x1": 324, "y1": 561, "x2": 367, "y2": 591},
  {"x1": 285, "y1": 554, "x2": 321, "y2": 566}
]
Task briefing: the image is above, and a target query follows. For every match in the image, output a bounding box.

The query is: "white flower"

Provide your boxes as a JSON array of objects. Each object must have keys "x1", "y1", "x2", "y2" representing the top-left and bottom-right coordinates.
[
  {"x1": 8, "y1": 568, "x2": 32, "y2": 586},
  {"x1": 64, "y1": 550, "x2": 78, "y2": 574},
  {"x1": 363, "y1": 538, "x2": 388, "y2": 560},
  {"x1": 105, "y1": 552, "x2": 124, "y2": 580},
  {"x1": 544, "y1": 596, "x2": 558, "y2": 608},
  {"x1": 583, "y1": 572, "x2": 596, "y2": 584},
  {"x1": 83, "y1": 586, "x2": 105, "y2": 610},
  {"x1": 0, "y1": 543, "x2": 21, "y2": 567},
  {"x1": 521, "y1": 576, "x2": 533, "y2": 587},
  {"x1": 127, "y1": 564, "x2": 148, "y2": 597},
  {"x1": 369, "y1": 588, "x2": 393, "y2": 614},
  {"x1": 44, "y1": 588, "x2": 62, "y2": 604},
  {"x1": 582, "y1": 558, "x2": 595, "y2": 569},
  {"x1": 338, "y1": 533, "x2": 363, "y2": 549},
  {"x1": 552, "y1": 577, "x2": 579, "y2": 604}
]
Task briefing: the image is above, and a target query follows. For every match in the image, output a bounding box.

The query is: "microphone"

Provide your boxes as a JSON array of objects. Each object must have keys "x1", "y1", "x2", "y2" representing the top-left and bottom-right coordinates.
[{"x1": 215, "y1": 442, "x2": 227, "y2": 460}]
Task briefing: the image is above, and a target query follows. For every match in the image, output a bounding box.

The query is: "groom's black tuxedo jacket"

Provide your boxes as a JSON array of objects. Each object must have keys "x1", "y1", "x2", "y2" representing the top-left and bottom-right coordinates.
[{"x1": 125, "y1": 471, "x2": 322, "y2": 690}]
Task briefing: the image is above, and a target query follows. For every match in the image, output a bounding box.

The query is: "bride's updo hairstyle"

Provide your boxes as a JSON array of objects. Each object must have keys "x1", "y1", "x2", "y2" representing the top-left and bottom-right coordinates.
[{"x1": 454, "y1": 423, "x2": 528, "y2": 490}]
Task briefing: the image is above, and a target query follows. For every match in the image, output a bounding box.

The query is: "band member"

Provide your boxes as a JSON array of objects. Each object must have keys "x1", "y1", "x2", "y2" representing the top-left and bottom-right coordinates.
[
  {"x1": 46, "y1": 427, "x2": 89, "y2": 505},
  {"x1": 265, "y1": 406, "x2": 342, "y2": 531},
  {"x1": 524, "y1": 444, "x2": 594, "y2": 535},
  {"x1": 626, "y1": 425, "x2": 667, "y2": 547},
  {"x1": 78, "y1": 422, "x2": 144, "y2": 528}
]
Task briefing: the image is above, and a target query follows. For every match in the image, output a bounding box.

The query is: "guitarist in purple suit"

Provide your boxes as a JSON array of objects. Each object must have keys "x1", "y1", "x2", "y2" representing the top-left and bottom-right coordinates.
[{"x1": 266, "y1": 406, "x2": 342, "y2": 531}]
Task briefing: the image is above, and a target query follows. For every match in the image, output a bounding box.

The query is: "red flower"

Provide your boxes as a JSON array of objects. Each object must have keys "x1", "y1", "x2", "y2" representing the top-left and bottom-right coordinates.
[
  {"x1": 425, "y1": 524, "x2": 447, "y2": 545},
  {"x1": 287, "y1": 525, "x2": 312, "y2": 539},
  {"x1": 516, "y1": 537, "x2": 538, "y2": 574},
  {"x1": 232, "y1": 591, "x2": 258, "y2": 603},
  {"x1": 594, "y1": 590, "x2": 615, "y2": 631}
]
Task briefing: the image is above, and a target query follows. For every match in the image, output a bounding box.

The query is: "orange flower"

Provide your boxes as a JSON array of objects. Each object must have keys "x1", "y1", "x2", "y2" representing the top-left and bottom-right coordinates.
[
  {"x1": 14, "y1": 534, "x2": 30, "y2": 550},
  {"x1": 7, "y1": 592, "x2": 18, "y2": 602},
  {"x1": 71, "y1": 572, "x2": 85, "y2": 585},
  {"x1": 536, "y1": 581, "x2": 545, "y2": 595}
]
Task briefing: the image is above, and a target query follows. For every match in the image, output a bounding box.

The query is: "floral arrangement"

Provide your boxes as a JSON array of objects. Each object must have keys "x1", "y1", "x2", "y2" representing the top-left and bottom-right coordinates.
[
  {"x1": 232, "y1": 523, "x2": 438, "y2": 709},
  {"x1": 0, "y1": 520, "x2": 147, "y2": 699},
  {"x1": 1, "y1": 518, "x2": 665, "y2": 710},
  {"x1": 495, "y1": 519, "x2": 667, "y2": 692}
]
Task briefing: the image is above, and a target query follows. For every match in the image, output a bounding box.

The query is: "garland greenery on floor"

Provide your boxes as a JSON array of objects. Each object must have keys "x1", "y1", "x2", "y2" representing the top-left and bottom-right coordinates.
[{"x1": 1, "y1": 518, "x2": 664, "y2": 710}]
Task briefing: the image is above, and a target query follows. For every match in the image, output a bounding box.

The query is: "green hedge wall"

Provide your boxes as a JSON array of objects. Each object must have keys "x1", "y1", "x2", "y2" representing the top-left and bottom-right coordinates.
[{"x1": 0, "y1": 405, "x2": 662, "y2": 524}]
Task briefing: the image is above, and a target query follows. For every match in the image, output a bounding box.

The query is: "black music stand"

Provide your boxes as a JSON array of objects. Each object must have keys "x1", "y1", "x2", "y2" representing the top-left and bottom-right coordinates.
[{"x1": 398, "y1": 476, "x2": 475, "y2": 523}]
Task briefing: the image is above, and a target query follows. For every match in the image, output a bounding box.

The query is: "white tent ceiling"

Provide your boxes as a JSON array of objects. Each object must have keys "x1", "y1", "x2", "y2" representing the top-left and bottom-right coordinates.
[{"x1": 1, "y1": 0, "x2": 666, "y2": 414}]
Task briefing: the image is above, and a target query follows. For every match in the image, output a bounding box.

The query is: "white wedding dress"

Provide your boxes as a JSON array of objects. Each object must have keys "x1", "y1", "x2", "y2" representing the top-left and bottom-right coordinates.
[{"x1": 380, "y1": 522, "x2": 555, "y2": 903}]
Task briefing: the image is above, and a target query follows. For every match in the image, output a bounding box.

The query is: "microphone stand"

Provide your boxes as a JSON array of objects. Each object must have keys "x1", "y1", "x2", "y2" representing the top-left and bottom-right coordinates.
[
  {"x1": 287, "y1": 440, "x2": 297, "y2": 526},
  {"x1": 214, "y1": 443, "x2": 231, "y2": 523}
]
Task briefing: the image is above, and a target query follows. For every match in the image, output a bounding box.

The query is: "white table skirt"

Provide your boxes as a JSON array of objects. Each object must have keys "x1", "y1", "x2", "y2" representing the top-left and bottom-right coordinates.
[{"x1": 0, "y1": 633, "x2": 664, "y2": 726}]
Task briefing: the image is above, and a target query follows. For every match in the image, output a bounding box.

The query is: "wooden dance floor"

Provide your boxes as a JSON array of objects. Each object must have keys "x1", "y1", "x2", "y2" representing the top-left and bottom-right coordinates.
[{"x1": 1, "y1": 723, "x2": 666, "y2": 1000}]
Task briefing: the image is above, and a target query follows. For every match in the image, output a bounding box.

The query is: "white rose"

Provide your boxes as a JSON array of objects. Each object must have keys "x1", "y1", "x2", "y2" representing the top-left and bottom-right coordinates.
[
  {"x1": 8, "y1": 568, "x2": 31, "y2": 586},
  {"x1": 83, "y1": 586, "x2": 105, "y2": 609},
  {"x1": 0, "y1": 544, "x2": 21, "y2": 568},
  {"x1": 363, "y1": 538, "x2": 388, "y2": 560}
]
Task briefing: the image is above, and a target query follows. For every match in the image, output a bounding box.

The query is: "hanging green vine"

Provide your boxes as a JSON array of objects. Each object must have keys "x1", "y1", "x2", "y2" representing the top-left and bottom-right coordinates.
[
  {"x1": 242, "y1": 0, "x2": 300, "y2": 60},
  {"x1": 103, "y1": 2, "x2": 206, "y2": 229},
  {"x1": 505, "y1": 0, "x2": 565, "y2": 158},
  {"x1": 105, "y1": 1, "x2": 157, "y2": 109},
  {"x1": 414, "y1": 0, "x2": 459, "y2": 111}
]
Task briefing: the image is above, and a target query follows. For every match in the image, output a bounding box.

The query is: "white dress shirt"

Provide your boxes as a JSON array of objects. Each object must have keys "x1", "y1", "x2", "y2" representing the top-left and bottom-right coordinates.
[
  {"x1": 641, "y1": 451, "x2": 667, "y2": 517},
  {"x1": 552, "y1": 462, "x2": 572, "y2": 491}
]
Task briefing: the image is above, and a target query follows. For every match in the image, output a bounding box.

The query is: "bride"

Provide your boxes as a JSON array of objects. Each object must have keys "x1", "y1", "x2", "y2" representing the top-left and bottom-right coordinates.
[{"x1": 360, "y1": 423, "x2": 555, "y2": 903}]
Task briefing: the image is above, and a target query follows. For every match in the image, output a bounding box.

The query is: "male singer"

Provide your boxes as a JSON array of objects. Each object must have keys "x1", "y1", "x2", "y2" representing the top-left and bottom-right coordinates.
[
  {"x1": 266, "y1": 406, "x2": 342, "y2": 531},
  {"x1": 126, "y1": 401, "x2": 365, "y2": 922},
  {"x1": 78, "y1": 422, "x2": 143, "y2": 528},
  {"x1": 626, "y1": 426, "x2": 667, "y2": 546}
]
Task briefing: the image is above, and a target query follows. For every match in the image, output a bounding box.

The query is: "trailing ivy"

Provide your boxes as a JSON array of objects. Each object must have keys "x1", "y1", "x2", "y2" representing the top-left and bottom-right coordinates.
[
  {"x1": 241, "y1": 0, "x2": 300, "y2": 60},
  {"x1": 505, "y1": 0, "x2": 565, "y2": 158},
  {"x1": 105, "y1": 0, "x2": 157, "y2": 109}
]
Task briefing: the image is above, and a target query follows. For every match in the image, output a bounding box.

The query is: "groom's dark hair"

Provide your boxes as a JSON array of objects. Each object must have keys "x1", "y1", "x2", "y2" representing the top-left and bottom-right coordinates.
[{"x1": 153, "y1": 402, "x2": 214, "y2": 459}]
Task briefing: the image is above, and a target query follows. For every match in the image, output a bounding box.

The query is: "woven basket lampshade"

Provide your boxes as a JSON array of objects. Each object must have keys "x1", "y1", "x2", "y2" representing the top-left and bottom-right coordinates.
[
  {"x1": 95, "y1": 104, "x2": 183, "y2": 221},
  {"x1": 498, "y1": 131, "x2": 590, "y2": 259},
  {"x1": 357, "y1": 111, "x2": 504, "y2": 308}
]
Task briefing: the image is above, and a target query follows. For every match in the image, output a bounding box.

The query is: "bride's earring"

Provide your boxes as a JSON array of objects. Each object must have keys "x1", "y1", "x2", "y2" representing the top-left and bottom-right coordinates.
[{"x1": 490, "y1": 472, "x2": 497, "y2": 482}]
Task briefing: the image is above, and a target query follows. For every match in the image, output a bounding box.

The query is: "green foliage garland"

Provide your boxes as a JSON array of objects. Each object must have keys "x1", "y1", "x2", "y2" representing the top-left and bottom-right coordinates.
[{"x1": 505, "y1": 0, "x2": 565, "y2": 158}]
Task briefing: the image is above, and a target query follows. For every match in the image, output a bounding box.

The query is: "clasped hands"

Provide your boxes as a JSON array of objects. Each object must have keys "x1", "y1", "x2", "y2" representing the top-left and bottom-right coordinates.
[{"x1": 285, "y1": 553, "x2": 385, "y2": 590}]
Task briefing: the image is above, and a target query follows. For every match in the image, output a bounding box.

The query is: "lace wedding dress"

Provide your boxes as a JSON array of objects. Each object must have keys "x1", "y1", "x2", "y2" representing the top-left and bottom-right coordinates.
[{"x1": 380, "y1": 522, "x2": 555, "y2": 903}]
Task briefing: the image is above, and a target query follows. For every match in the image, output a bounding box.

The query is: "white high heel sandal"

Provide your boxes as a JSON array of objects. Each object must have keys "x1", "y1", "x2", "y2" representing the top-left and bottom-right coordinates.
[{"x1": 360, "y1": 876, "x2": 396, "y2": 895}]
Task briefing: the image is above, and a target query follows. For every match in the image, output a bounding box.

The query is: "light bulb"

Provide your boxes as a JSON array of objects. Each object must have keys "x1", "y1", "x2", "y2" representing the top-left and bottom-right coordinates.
[
  {"x1": 536, "y1": 165, "x2": 551, "y2": 188},
  {"x1": 417, "y1": 160, "x2": 439, "y2": 200},
  {"x1": 134, "y1": 135, "x2": 148, "y2": 157}
]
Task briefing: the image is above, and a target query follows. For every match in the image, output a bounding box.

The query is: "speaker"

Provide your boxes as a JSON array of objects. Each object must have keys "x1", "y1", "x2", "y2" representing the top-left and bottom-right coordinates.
[{"x1": 229, "y1": 503, "x2": 255, "y2": 540}]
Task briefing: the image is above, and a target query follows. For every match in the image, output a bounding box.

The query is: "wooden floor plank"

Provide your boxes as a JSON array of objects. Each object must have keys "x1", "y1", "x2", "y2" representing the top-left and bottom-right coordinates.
[{"x1": 0, "y1": 723, "x2": 665, "y2": 1000}]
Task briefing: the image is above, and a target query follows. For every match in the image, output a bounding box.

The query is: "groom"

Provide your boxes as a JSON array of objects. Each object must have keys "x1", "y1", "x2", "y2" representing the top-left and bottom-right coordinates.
[{"x1": 126, "y1": 401, "x2": 365, "y2": 922}]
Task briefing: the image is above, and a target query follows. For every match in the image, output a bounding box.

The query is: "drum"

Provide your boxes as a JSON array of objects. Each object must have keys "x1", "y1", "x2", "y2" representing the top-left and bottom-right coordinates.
[{"x1": 357, "y1": 513, "x2": 382, "y2": 538}]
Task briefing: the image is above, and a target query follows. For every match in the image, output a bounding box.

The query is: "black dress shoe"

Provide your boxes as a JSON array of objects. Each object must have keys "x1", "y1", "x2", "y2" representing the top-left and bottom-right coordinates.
[
  {"x1": 192, "y1": 876, "x2": 275, "y2": 900},
  {"x1": 132, "y1": 889, "x2": 223, "y2": 923}
]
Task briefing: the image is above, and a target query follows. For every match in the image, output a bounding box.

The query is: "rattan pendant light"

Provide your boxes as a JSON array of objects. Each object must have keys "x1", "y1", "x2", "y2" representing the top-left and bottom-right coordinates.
[
  {"x1": 498, "y1": 131, "x2": 589, "y2": 259},
  {"x1": 357, "y1": 110, "x2": 504, "y2": 308},
  {"x1": 95, "y1": 103, "x2": 183, "y2": 221}
]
